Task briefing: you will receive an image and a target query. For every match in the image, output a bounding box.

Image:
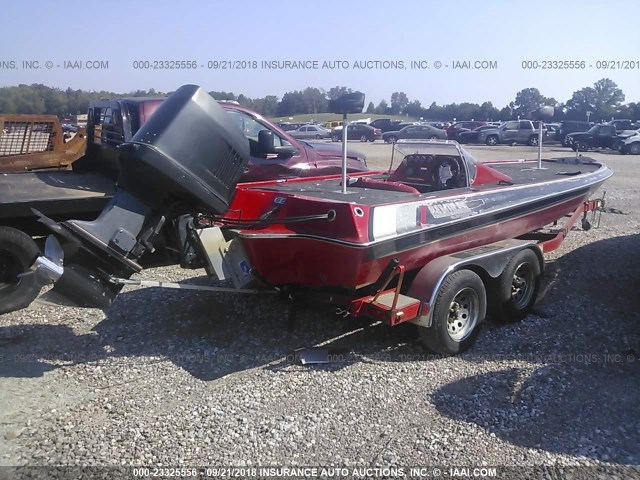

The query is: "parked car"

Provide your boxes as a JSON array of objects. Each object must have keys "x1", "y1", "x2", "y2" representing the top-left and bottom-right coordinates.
[
  {"x1": 423, "y1": 121, "x2": 448, "y2": 129},
  {"x1": 446, "y1": 121, "x2": 487, "y2": 140},
  {"x1": 368, "y1": 118, "x2": 404, "y2": 133},
  {"x1": 477, "y1": 120, "x2": 540, "y2": 146},
  {"x1": 566, "y1": 123, "x2": 618, "y2": 152},
  {"x1": 289, "y1": 124, "x2": 331, "y2": 140},
  {"x1": 565, "y1": 124, "x2": 620, "y2": 151},
  {"x1": 457, "y1": 125, "x2": 497, "y2": 144},
  {"x1": 330, "y1": 123, "x2": 381, "y2": 142},
  {"x1": 277, "y1": 122, "x2": 306, "y2": 132},
  {"x1": 382, "y1": 124, "x2": 447, "y2": 143},
  {"x1": 545, "y1": 123, "x2": 560, "y2": 137},
  {"x1": 61, "y1": 123, "x2": 79, "y2": 133},
  {"x1": 607, "y1": 119, "x2": 638, "y2": 131},
  {"x1": 618, "y1": 130, "x2": 640, "y2": 155},
  {"x1": 325, "y1": 120, "x2": 343, "y2": 130},
  {"x1": 555, "y1": 120, "x2": 592, "y2": 146},
  {"x1": 219, "y1": 104, "x2": 369, "y2": 180}
]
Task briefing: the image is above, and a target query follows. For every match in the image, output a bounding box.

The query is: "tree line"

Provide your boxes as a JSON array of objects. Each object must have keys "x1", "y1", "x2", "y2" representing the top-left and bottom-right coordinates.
[{"x1": 0, "y1": 79, "x2": 637, "y2": 123}]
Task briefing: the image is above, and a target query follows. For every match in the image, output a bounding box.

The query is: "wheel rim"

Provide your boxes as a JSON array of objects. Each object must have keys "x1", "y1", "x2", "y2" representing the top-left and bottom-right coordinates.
[
  {"x1": 631, "y1": 144, "x2": 640, "y2": 155},
  {"x1": 530, "y1": 137, "x2": 538, "y2": 146},
  {"x1": 511, "y1": 262, "x2": 535, "y2": 309},
  {"x1": 446, "y1": 287, "x2": 480, "y2": 341},
  {"x1": 0, "y1": 250, "x2": 22, "y2": 292},
  {"x1": 360, "y1": 135, "x2": 367, "y2": 142},
  {"x1": 487, "y1": 137, "x2": 497, "y2": 145},
  {"x1": 430, "y1": 136, "x2": 438, "y2": 140}
]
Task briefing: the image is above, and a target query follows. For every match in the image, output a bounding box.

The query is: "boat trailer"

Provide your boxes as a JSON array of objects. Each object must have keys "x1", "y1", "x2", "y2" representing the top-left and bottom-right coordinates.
[{"x1": 97, "y1": 196, "x2": 604, "y2": 355}]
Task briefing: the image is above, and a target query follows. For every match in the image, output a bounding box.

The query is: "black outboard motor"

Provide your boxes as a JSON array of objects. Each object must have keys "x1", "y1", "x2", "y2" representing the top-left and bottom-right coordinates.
[{"x1": 39, "y1": 85, "x2": 250, "y2": 308}]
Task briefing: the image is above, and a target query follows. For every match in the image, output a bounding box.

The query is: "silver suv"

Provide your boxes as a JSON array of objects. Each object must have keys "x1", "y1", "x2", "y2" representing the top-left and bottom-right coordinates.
[{"x1": 477, "y1": 120, "x2": 540, "y2": 146}]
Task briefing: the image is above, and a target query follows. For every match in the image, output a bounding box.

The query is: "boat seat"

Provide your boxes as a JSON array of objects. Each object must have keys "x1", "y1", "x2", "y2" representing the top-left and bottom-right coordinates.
[{"x1": 347, "y1": 176, "x2": 420, "y2": 194}]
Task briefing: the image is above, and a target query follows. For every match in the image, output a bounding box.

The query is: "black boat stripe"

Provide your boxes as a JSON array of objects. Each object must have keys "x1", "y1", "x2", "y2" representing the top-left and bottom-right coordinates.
[
  {"x1": 369, "y1": 184, "x2": 592, "y2": 259},
  {"x1": 240, "y1": 169, "x2": 610, "y2": 254}
]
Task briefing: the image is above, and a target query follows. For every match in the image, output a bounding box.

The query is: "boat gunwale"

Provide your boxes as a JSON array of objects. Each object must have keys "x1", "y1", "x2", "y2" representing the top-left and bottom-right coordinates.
[{"x1": 238, "y1": 164, "x2": 612, "y2": 250}]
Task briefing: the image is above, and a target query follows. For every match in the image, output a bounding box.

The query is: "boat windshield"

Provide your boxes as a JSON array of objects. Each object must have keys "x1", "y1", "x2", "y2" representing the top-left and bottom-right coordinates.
[{"x1": 392, "y1": 140, "x2": 478, "y2": 183}]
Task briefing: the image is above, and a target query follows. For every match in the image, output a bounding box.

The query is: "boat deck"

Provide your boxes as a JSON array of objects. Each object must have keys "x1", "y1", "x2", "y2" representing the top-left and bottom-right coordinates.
[
  {"x1": 256, "y1": 177, "x2": 416, "y2": 205},
  {"x1": 251, "y1": 157, "x2": 603, "y2": 204},
  {"x1": 487, "y1": 157, "x2": 601, "y2": 184}
]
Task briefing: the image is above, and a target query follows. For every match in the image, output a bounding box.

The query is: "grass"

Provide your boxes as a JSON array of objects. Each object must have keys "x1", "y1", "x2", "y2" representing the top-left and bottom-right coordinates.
[{"x1": 271, "y1": 113, "x2": 415, "y2": 123}]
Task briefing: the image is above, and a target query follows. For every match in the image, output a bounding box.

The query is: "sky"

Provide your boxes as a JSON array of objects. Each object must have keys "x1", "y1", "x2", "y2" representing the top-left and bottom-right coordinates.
[{"x1": 1, "y1": 0, "x2": 638, "y2": 109}]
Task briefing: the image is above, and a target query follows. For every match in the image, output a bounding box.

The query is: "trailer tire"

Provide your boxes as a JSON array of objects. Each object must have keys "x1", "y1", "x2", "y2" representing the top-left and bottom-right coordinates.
[
  {"x1": 0, "y1": 226, "x2": 41, "y2": 314},
  {"x1": 489, "y1": 249, "x2": 541, "y2": 324},
  {"x1": 418, "y1": 269, "x2": 486, "y2": 356}
]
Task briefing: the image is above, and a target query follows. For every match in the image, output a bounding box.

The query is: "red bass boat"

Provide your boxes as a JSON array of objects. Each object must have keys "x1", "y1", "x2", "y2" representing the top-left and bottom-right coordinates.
[
  {"x1": 30, "y1": 85, "x2": 612, "y2": 355},
  {"x1": 230, "y1": 141, "x2": 611, "y2": 290}
]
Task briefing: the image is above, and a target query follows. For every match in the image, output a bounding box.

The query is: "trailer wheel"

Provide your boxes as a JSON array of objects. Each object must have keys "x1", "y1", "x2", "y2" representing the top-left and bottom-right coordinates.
[
  {"x1": 489, "y1": 249, "x2": 541, "y2": 324},
  {"x1": 0, "y1": 226, "x2": 41, "y2": 314},
  {"x1": 418, "y1": 269, "x2": 486, "y2": 356}
]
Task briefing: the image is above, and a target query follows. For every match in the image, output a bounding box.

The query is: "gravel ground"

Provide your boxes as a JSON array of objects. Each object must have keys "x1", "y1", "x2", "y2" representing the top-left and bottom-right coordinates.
[{"x1": 1, "y1": 144, "x2": 639, "y2": 478}]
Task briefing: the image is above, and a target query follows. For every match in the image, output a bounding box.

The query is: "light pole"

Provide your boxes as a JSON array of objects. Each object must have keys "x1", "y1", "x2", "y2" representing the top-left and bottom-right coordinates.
[{"x1": 587, "y1": 111, "x2": 592, "y2": 123}]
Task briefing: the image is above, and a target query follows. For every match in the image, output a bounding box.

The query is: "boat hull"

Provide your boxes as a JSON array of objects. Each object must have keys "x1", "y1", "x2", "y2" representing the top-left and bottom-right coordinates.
[{"x1": 238, "y1": 161, "x2": 611, "y2": 289}]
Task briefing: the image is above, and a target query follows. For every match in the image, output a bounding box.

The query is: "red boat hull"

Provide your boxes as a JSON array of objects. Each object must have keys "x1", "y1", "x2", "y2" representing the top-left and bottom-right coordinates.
[{"x1": 240, "y1": 192, "x2": 591, "y2": 289}]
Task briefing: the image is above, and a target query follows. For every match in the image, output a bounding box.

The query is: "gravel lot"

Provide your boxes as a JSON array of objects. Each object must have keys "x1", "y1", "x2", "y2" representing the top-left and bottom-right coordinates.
[{"x1": 1, "y1": 143, "x2": 639, "y2": 477}]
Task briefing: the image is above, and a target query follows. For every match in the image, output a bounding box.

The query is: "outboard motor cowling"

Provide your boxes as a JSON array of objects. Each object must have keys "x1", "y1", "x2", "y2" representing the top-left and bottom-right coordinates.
[{"x1": 39, "y1": 85, "x2": 250, "y2": 308}]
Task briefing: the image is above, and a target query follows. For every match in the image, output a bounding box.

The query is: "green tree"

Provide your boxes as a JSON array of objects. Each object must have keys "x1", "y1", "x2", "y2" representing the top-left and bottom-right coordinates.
[
  {"x1": 301, "y1": 87, "x2": 327, "y2": 114},
  {"x1": 209, "y1": 91, "x2": 237, "y2": 101},
  {"x1": 277, "y1": 90, "x2": 305, "y2": 116},
  {"x1": 236, "y1": 94, "x2": 252, "y2": 108},
  {"x1": 617, "y1": 102, "x2": 640, "y2": 120},
  {"x1": 252, "y1": 95, "x2": 279, "y2": 116},
  {"x1": 390, "y1": 91, "x2": 409, "y2": 115},
  {"x1": 565, "y1": 78, "x2": 625, "y2": 121},
  {"x1": 327, "y1": 86, "x2": 353, "y2": 100},
  {"x1": 404, "y1": 100, "x2": 422, "y2": 118},
  {"x1": 478, "y1": 101, "x2": 500, "y2": 121},
  {"x1": 513, "y1": 88, "x2": 556, "y2": 118},
  {"x1": 591, "y1": 78, "x2": 625, "y2": 119},
  {"x1": 366, "y1": 102, "x2": 375, "y2": 114},
  {"x1": 425, "y1": 102, "x2": 444, "y2": 120},
  {"x1": 374, "y1": 100, "x2": 388, "y2": 115}
]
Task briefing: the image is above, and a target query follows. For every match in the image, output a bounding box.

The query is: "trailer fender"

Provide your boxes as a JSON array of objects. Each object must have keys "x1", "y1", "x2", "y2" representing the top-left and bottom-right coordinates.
[{"x1": 407, "y1": 239, "x2": 543, "y2": 328}]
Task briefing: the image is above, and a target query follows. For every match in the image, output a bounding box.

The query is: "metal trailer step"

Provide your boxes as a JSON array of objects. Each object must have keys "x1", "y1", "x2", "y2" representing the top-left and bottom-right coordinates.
[{"x1": 351, "y1": 290, "x2": 421, "y2": 326}]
